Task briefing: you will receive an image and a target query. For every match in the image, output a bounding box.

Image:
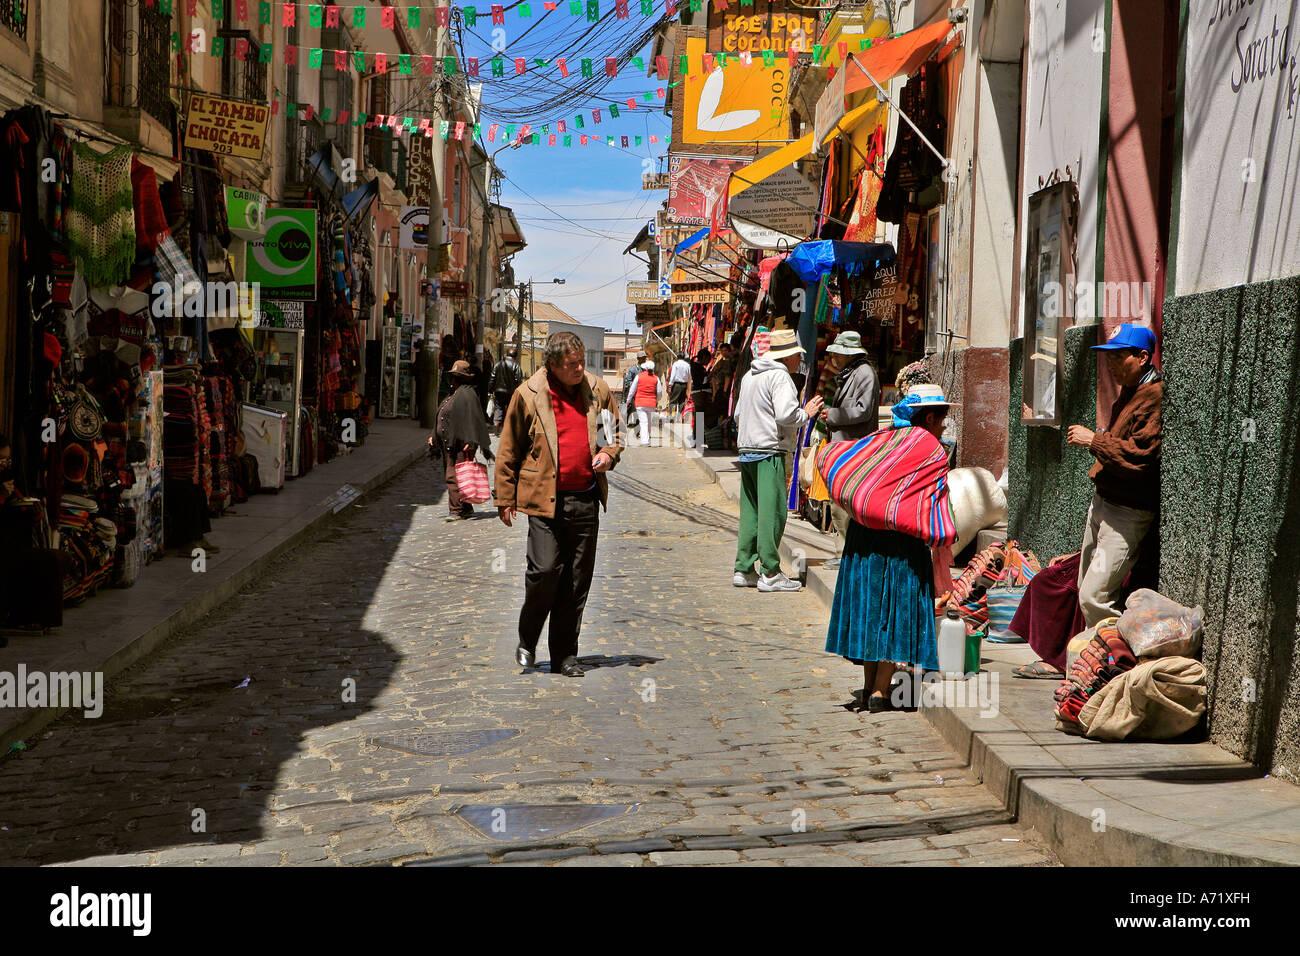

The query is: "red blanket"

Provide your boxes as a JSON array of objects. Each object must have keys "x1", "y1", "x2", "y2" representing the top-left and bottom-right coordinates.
[{"x1": 816, "y1": 425, "x2": 958, "y2": 547}]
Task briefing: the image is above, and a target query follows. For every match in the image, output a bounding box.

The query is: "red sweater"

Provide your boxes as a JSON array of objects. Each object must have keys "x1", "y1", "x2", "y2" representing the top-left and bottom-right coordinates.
[{"x1": 548, "y1": 374, "x2": 595, "y2": 492}]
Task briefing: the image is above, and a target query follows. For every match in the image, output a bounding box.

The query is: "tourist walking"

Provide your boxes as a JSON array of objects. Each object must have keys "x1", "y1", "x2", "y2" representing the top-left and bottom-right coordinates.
[
  {"x1": 490, "y1": 349, "x2": 524, "y2": 434},
  {"x1": 666, "y1": 352, "x2": 692, "y2": 421},
  {"x1": 628, "y1": 359, "x2": 664, "y2": 447},
  {"x1": 732, "y1": 329, "x2": 823, "y2": 592},
  {"x1": 495, "y1": 331, "x2": 624, "y2": 677}
]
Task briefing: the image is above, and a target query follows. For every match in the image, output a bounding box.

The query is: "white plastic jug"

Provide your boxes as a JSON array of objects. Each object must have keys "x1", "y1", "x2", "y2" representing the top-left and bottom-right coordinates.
[{"x1": 937, "y1": 607, "x2": 967, "y2": 679}]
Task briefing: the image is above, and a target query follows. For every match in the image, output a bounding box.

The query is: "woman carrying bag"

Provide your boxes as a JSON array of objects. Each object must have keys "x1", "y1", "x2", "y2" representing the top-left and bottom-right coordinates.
[
  {"x1": 430, "y1": 360, "x2": 494, "y2": 520},
  {"x1": 818, "y1": 385, "x2": 960, "y2": 712}
]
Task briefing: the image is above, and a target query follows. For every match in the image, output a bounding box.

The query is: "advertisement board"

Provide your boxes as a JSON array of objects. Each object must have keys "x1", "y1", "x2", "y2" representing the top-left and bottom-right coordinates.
[
  {"x1": 668, "y1": 153, "x2": 748, "y2": 225},
  {"x1": 627, "y1": 281, "x2": 668, "y2": 303},
  {"x1": 225, "y1": 187, "x2": 268, "y2": 240},
  {"x1": 682, "y1": 37, "x2": 791, "y2": 145},
  {"x1": 247, "y1": 209, "x2": 317, "y2": 299},
  {"x1": 184, "y1": 93, "x2": 269, "y2": 160},
  {"x1": 728, "y1": 163, "x2": 818, "y2": 249},
  {"x1": 400, "y1": 206, "x2": 429, "y2": 251}
]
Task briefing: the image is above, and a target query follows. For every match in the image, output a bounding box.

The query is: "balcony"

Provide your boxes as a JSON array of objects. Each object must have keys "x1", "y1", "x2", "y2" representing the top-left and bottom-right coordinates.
[
  {"x1": 0, "y1": 0, "x2": 27, "y2": 40},
  {"x1": 283, "y1": 115, "x2": 324, "y2": 195}
]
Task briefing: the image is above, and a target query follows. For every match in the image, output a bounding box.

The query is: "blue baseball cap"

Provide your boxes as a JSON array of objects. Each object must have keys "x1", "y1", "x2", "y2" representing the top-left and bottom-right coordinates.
[{"x1": 1093, "y1": 323, "x2": 1156, "y2": 353}]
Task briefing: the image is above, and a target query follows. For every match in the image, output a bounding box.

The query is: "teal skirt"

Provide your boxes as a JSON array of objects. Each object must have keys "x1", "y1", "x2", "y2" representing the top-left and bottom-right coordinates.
[{"x1": 824, "y1": 522, "x2": 939, "y2": 669}]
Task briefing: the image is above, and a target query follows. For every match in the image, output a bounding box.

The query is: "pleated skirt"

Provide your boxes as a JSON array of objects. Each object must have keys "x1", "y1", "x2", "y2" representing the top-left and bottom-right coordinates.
[{"x1": 824, "y1": 522, "x2": 939, "y2": 670}]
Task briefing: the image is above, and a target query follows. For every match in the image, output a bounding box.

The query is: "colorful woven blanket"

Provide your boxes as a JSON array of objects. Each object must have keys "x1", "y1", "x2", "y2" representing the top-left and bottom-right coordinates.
[{"x1": 816, "y1": 425, "x2": 958, "y2": 547}]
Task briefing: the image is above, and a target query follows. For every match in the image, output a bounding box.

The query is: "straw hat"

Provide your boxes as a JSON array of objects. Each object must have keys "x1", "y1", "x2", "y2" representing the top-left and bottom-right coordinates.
[{"x1": 766, "y1": 329, "x2": 804, "y2": 360}]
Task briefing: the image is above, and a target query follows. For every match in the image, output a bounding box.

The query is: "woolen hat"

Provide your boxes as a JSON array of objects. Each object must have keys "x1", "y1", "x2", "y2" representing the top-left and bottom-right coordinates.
[
  {"x1": 765, "y1": 328, "x2": 805, "y2": 360},
  {"x1": 826, "y1": 330, "x2": 866, "y2": 355}
]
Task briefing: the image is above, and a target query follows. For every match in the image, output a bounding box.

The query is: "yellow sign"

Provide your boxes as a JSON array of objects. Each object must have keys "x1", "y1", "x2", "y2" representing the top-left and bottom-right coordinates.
[
  {"x1": 682, "y1": 37, "x2": 790, "y2": 145},
  {"x1": 183, "y1": 93, "x2": 269, "y2": 160},
  {"x1": 720, "y1": 12, "x2": 818, "y2": 53}
]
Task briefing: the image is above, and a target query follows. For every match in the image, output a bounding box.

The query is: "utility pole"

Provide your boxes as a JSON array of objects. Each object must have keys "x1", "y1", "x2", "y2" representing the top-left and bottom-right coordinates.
[
  {"x1": 478, "y1": 140, "x2": 520, "y2": 367},
  {"x1": 424, "y1": 8, "x2": 448, "y2": 350},
  {"x1": 529, "y1": 278, "x2": 535, "y2": 374}
]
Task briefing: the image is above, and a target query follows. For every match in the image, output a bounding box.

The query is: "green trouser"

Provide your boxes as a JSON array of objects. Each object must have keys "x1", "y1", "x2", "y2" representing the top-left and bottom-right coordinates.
[{"x1": 735, "y1": 455, "x2": 788, "y2": 576}]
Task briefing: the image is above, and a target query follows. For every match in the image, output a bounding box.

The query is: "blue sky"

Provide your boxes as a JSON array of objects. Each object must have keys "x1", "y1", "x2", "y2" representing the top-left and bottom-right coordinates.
[{"x1": 455, "y1": 12, "x2": 671, "y2": 332}]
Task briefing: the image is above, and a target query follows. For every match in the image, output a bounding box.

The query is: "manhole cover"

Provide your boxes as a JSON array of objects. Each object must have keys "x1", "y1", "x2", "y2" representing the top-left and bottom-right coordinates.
[
  {"x1": 452, "y1": 804, "x2": 639, "y2": 842},
  {"x1": 369, "y1": 728, "x2": 521, "y2": 758}
]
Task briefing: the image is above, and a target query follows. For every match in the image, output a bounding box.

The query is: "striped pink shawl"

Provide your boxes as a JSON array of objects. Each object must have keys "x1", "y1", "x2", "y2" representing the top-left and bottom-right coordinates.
[{"x1": 815, "y1": 425, "x2": 958, "y2": 547}]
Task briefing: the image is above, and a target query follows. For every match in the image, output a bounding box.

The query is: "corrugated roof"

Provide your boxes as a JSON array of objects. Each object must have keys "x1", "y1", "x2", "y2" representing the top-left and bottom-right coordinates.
[{"x1": 529, "y1": 300, "x2": 579, "y2": 324}]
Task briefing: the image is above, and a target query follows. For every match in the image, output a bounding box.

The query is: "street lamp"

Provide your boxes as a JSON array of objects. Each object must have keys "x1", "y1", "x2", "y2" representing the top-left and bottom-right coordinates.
[{"x1": 524, "y1": 277, "x2": 567, "y2": 373}]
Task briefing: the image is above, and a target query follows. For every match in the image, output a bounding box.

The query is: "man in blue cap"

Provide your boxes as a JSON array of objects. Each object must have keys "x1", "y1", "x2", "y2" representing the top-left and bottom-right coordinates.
[{"x1": 1064, "y1": 323, "x2": 1162, "y2": 626}]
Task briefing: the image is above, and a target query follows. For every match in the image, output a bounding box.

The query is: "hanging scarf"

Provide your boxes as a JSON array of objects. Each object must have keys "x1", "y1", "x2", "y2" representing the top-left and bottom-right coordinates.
[
  {"x1": 131, "y1": 157, "x2": 169, "y2": 253},
  {"x1": 67, "y1": 142, "x2": 136, "y2": 288}
]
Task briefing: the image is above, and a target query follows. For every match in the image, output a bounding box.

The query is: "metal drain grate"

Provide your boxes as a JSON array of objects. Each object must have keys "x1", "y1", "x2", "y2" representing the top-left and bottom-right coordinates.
[
  {"x1": 452, "y1": 803, "x2": 639, "y2": 842},
  {"x1": 369, "y1": 728, "x2": 522, "y2": 758}
]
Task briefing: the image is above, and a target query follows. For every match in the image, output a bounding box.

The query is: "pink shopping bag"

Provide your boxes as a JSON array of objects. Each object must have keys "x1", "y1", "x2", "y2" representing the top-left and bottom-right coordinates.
[{"x1": 453, "y1": 458, "x2": 492, "y2": 503}]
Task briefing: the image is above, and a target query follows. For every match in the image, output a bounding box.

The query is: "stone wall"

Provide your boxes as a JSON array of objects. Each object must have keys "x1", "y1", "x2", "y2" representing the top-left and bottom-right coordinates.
[
  {"x1": 1161, "y1": 277, "x2": 1300, "y2": 784},
  {"x1": 1005, "y1": 324, "x2": 1100, "y2": 561},
  {"x1": 928, "y1": 346, "x2": 1010, "y2": 478}
]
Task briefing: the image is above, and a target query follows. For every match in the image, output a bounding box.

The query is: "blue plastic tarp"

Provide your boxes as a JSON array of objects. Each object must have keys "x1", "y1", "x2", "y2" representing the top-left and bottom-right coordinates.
[{"x1": 786, "y1": 240, "x2": 896, "y2": 284}]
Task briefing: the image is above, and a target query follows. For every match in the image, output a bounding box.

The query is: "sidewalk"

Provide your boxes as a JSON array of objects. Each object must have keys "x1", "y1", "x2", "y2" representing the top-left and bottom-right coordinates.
[
  {"x1": 685, "y1": 439, "x2": 1300, "y2": 866},
  {"x1": 0, "y1": 418, "x2": 430, "y2": 754}
]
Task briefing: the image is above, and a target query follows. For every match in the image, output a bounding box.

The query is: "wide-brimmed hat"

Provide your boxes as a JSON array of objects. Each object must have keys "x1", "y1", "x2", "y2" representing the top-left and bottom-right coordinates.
[
  {"x1": 448, "y1": 359, "x2": 476, "y2": 380},
  {"x1": 826, "y1": 330, "x2": 867, "y2": 355},
  {"x1": 766, "y1": 329, "x2": 804, "y2": 361}
]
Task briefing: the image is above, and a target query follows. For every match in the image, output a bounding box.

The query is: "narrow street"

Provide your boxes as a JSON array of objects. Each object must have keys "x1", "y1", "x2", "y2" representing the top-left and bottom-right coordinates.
[{"x1": 0, "y1": 448, "x2": 1057, "y2": 867}]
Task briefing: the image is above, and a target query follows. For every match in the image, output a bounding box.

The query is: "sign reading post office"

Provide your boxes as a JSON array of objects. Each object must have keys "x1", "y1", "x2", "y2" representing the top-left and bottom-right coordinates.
[{"x1": 184, "y1": 93, "x2": 269, "y2": 161}]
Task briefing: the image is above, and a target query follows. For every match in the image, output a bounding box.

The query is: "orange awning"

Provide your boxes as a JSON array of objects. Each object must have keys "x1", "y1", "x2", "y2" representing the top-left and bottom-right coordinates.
[{"x1": 842, "y1": 20, "x2": 954, "y2": 96}]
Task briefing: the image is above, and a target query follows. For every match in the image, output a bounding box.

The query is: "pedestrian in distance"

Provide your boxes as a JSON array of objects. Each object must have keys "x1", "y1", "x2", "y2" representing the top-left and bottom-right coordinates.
[
  {"x1": 490, "y1": 348, "x2": 524, "y2": 435},
  {"x1": 430, "y1": 360, "x2": 494, "y2": 521},
  {"x1": 495, "y1": 330, "x2": 624, "y2": 677},
  {"x1": 685, "y1": 349, "x2": 712, "y2": 447},
  {"x1": 437, "y1": 333, "x2": 459, "y2": 405},
  {"x1": 733, "y1": 329, "x2": 823, "y2": 592},
  {"x1": 628, "y1": 359, "x2": 665, "y2": 447},
  {"x1": 1064, "y1": 323, "x2": 1163, "y2": 627},
  {"x1": 818, "y1": 331, "x2": 881, "y2": 569},
  {"x1": 666, "y1": 351, "x2": 692, "y2": 421},
  {"x1": 623, "y1": 351, "x2": 648, "y2": 438},
  {"x1": 823, "y1": 385, "x2": 956, "y2": 712}
]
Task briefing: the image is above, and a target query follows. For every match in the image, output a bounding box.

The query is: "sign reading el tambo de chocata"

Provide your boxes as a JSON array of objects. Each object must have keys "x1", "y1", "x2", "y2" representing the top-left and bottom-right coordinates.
[{"x1": 184, "y1": 93, "x2": 269, "y2": 160}]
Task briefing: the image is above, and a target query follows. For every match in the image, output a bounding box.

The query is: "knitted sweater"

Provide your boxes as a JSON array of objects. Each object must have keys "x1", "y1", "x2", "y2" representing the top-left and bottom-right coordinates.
[{"x1": 1089, "y1": 369, "x2": 1162, "y2": 511}]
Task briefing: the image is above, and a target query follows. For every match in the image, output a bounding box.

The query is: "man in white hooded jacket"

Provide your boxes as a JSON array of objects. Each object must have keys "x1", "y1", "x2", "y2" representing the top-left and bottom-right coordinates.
[{"x1": 733, "y1": 329, "x2": 824, "y2": 591}]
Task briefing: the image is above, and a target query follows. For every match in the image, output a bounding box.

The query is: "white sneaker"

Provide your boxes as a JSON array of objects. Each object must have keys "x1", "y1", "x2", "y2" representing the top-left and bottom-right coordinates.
[
  {"x1": 757, "y1": 572, "x2": 802, "y2": 592},
  {"x1": 732, "y1": 570, "x2": 759, "y2": 588}
]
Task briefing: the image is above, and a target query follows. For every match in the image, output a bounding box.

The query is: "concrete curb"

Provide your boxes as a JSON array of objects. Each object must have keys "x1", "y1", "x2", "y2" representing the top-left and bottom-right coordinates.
[
  {"x1": 686, "y1": 445, "x2": 1300, "y2": 867},
  {"x1": 0, "y1": 428, "x2": 428, "y2": 755}
]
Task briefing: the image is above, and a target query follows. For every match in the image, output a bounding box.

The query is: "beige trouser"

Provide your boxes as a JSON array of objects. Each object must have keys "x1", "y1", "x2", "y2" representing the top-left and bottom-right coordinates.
[
  {"x1": 830, "y1": 502, "x2": 850, "y2": 555},
  {"x1": 1077, "y1": 492, "x2": 1156, "y2": 627}
]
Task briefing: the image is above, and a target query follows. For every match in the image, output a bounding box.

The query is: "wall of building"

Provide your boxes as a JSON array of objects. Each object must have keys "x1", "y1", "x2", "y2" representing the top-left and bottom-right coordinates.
[
  {"x1": 1160, "y1": 278, "x2": 1300, "y2": 784},
  {"x1": 1006, "y1": 323, "x2": 1098, "y2": 560}
]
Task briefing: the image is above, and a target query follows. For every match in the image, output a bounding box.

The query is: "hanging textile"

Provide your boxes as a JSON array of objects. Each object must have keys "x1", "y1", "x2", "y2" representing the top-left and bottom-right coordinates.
[{"x1": 67, "y1": 142, "x2": 136, "y2": 287}]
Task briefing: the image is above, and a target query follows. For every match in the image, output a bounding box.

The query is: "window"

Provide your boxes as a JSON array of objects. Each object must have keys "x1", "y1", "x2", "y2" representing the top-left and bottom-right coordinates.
[
  {"x1": 1, "y1": 0, "x2": 28, "y2": 40},
  {"x1": 603, "y1": 353, "x2": 618, "y2": 372},
  {"x1": 219, "y1": 13, "x2": 267, "y2": 105},
  {"x1": 1022, "y1": 181, "x2": 1078, "y2": 427},
  {"x1": 319, "y1": 27, "x2": 354, "y2": 157},
  {"x1": 105, "y1": 2, "x2": 172, "y2": 126}
]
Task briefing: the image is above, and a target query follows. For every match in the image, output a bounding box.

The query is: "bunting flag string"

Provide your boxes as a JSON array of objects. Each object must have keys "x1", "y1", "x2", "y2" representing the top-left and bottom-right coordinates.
[
  {"x1": 175, "y1": 2, "x2": 760, "y2": 29},
  {"x1": 266, "y1": 94, "x2": 671, "y2": 149},
  {"x1": 172, "y1": 34, "x2": 889, "y2": 78}
]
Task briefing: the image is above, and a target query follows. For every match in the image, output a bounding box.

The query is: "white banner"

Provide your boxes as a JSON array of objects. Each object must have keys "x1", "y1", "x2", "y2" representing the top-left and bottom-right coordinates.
[{"x1": 399, "y1": 206, "x2": 429, "y2": 251}]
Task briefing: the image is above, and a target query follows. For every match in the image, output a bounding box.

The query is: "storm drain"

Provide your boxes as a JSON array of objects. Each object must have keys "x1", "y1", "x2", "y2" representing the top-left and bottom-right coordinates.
[
  {"x1": 451, "y1": 803, "x2": 639, "y2": 842},
  {"x1": 369, "y1": 728, "x2": 522, "y2": 758}
]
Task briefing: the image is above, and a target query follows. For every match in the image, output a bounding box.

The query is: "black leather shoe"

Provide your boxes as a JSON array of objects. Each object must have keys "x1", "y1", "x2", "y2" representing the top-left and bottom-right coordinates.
[
  {"x1": 515, "y1": 644, "x2": 535, "y2": 668},
  {"x1": 558, "y1": 661, "x2": 584, "y2": 678}
]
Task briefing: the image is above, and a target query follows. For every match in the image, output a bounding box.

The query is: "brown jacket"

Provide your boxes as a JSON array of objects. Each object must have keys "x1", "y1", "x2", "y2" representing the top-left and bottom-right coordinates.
[
  {"x1": 495, "y1": 368, "x2": 624, "y2": 518},
  {"x1": 1089, "y1": 372, "x2": 1162, "y2": 512}
]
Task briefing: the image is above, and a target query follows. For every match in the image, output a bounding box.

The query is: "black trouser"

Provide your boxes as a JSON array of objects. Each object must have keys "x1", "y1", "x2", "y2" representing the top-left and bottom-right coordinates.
[{"x1": 519, "y1": 488, "x2": 601, "y2": 671}]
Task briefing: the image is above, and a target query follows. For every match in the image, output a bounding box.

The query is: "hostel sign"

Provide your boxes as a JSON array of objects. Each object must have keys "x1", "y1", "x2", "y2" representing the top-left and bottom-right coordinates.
[{"x1": 184, "y1": 93, "x2": 269, "y2": 161}]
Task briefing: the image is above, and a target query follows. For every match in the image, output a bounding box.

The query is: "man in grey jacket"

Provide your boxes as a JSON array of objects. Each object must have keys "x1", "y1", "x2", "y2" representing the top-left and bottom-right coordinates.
[
  {"x1": 733, "y1": 329, "x2": 824, "y2": 592},
  {"x1": 818, "y1": 331, "x2": 880, "y2": 568}
]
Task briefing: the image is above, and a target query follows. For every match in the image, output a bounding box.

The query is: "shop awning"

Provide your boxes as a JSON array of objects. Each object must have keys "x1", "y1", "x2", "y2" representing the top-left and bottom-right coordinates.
[
  {"x1": 731, "y1": 20, "x2": 955, "y2": 200},
  {"x1": 786, "y1": 240, "x2": 896, "y2": 285}
]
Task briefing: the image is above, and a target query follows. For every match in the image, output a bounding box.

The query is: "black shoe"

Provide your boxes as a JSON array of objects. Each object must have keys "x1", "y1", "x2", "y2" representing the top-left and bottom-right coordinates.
[
  {"x1": 515, "y1": 644, "x2": 535, "y2": 668},
  {"x1": 866, "y1": 694, "x2": 892, "y2": 713},
  {"x1": 556, "y1": 659, "x2": 583, "y2": 677}
]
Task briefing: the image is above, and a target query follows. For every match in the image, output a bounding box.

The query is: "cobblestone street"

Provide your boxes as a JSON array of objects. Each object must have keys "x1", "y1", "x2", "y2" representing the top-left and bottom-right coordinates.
[{"x1": 0, "y1": 446, "x2": 1058, "y2": 867}]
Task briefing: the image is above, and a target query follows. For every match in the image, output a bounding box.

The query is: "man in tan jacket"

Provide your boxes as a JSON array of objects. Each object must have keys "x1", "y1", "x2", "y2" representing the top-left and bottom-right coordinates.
[{"x1": 496, "y1": 331, "x2": 624, "y2": 676}]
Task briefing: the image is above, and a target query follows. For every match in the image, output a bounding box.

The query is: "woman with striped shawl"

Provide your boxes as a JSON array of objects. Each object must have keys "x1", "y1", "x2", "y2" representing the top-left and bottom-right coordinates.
[{"x1": 821, "y1": 385, "x2": 958, "y2": 713}]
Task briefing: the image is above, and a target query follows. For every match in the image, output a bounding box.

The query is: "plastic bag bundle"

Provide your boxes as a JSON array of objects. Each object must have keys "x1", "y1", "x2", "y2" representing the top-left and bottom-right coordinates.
[{"x1": 1118, "y1": 589, "x2": 1204, "y2": 659}]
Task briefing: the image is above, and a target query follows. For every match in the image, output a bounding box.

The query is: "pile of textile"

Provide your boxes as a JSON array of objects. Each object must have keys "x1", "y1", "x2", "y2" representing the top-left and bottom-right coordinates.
[
  {"x1": 944, "y1": 540, "x2": 1040, "y2": 638},
  {"x1": 1054, "y1": 591, "x2": 1208, "y2": 740}
]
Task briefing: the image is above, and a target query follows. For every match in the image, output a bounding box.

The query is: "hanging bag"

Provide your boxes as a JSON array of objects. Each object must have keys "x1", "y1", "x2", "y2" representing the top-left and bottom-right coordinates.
[{"x1": 453, "y1": 457, "x2": 492, "y2": 504}]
